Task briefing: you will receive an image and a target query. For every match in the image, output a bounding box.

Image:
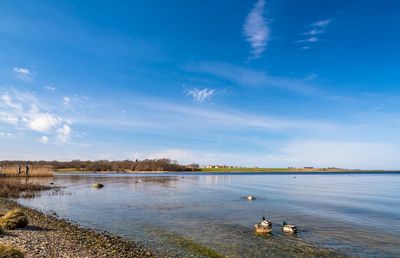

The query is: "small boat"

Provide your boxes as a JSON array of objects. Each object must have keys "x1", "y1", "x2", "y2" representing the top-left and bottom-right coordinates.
[
  {"x1": 246, "y1": 195, "x2": 256, "y2": 200},
  {"x1": 282, "y1": 221, "x2": 297, "y2": 233}
]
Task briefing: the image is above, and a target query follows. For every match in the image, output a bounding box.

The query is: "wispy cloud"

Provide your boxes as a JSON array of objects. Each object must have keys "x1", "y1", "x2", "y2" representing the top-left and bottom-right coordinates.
[
  {"x1": 0, "y1": 132, "x2": 12, "y2": 138},
  {"x1": 13, "y1": 67, "x2": 33, "y2": 82},
  {"x1": 186, "y1": 61, "x2": 318, "y2": 94},
  {"x1": 296, "y1": 19, "x2": 331, "y2": 49},
  {"x1": 243, "y1": 0, "x2": 269, "y2": 59},
  {"x1": 0, "y1": 90, "x2": 72, "y2": 144},
  {"x1": 312, "y1": 19, "x2": 331, "y2": 28},
  {"x1": 39, "y1": 136, "x2": 48, "y2": 144},
  {"x1": 45, "y1": 85, "x2": 56, "y2": 92},
  {"x1": 63, "y1": 96, "x2": 70, "y2": 104},
  {"x1": 185, "y1": 88, "x2": 216, "y2": 103},
  {"x1": 56, "y1": 124, "x2": 72, "y2": 143}
]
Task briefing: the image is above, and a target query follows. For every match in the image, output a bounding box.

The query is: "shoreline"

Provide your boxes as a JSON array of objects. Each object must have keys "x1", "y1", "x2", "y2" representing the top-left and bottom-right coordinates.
[
  {"x1": 0, "y1": 198, "x2": 155, "y2": 258},
  {"x1": 55, "y1": 169, "x2": 400, "y2": 174}
]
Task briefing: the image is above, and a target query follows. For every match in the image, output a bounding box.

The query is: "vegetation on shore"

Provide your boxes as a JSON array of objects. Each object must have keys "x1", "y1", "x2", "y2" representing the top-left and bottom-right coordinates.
[
  {"x1": 0, "y1": 164, "x2": 53, "y2": 177},
  {"x1": 0, "y1": 179, "x2": 52, "y2": 198},
  {"x1": 0, "y1": 209, "x2": 29, "y2": 230},
  {"x1": 0, "y1": 243, "x2": 24, "y2": 258},
  {"x1": 1, "y1": 159, "x2": 195, "y2": 173}
]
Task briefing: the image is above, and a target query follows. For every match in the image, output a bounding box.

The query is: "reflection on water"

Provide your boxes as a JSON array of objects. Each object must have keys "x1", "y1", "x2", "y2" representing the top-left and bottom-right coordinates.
[{"x1": 18, "y1": 172, "x2": 400, "y2": 257}]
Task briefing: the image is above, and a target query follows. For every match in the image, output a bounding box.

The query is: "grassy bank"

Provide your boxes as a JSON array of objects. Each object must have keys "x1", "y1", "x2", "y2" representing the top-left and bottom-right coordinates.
[{"x1": 0, "y1": 178, "x2": 52, "y2": 198}]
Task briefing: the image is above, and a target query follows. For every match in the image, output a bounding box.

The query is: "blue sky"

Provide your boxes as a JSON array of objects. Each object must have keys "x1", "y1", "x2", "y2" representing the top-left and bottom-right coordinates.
[{"x1": 1, "y1": 0, "x2": 400, "y2": 169}]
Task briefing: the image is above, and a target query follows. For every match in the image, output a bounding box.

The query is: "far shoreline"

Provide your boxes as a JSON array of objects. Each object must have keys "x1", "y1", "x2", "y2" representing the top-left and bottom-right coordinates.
[{"x1": 55, "y1": 168, "x2": 400, "y2": 174}]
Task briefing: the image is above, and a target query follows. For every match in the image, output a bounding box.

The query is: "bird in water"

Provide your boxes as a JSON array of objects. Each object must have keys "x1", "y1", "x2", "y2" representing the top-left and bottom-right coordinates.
[{"x1": 282, "y1": 221, "x2": 297, "y2": 233}]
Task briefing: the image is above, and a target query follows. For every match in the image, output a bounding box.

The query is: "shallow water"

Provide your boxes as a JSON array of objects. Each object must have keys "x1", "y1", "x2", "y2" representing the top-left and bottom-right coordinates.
[{"x1": 18, "y1": 172, "x2": 400, "y2": 257}]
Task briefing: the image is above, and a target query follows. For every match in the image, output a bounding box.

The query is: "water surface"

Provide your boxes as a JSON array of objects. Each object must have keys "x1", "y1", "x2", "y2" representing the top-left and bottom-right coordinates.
[{"x1": 19, "y1": 172, "x2": 400, "y2": 257}]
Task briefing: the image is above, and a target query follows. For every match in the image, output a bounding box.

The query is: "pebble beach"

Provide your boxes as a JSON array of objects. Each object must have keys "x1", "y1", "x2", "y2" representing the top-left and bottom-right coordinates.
[{"x1": 0, "y1": 198, "x2": 155, "y2": 258}]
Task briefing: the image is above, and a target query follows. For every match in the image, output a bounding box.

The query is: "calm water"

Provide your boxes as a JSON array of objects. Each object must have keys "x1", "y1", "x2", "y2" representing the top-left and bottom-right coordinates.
[{"x1": 18, "y1": 172, "x2": 400, "y2": 257}]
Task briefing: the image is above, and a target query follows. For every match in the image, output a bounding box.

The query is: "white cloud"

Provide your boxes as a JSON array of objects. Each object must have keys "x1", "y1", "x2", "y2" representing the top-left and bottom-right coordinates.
[
  {"x1": 0, "y1": 90, "x2": 72, "y2": 144},
  {"x1": 56, "y1": 124, "x2": 71, "y2": 143},
  {"x1": 63, "y1": 96, "x2": 70, "y2": 104},
  {"x1": 27, "y1": 112, "x2": 61, "y2": 132},
  {"x1": 13, "y1": 67, "x2": 33, "y2": 82},
  {"x1": 45, "y1": 86, "x2": 56, "y2": 92},
  {"x1": 0, "y1": 132, "x2": 12, "y2": 137},
  {"x1": 39, "y1": 136, "x2": 48, "y2": 144},
  {"x1": 185, "y1": 88, "x2": 216, "y2": 103},
  {"x1": 243, "y1": 0, "x2": 269, "y2": 59},
  {"x1": 312, "y1": 19, "x2": 331, "y2": 27},
  {"x1": 0, "y1": 112, "x2": 19, "y2": 125}
]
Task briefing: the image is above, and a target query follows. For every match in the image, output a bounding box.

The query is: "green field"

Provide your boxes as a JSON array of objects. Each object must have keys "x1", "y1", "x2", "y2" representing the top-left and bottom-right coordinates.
[{"x1": 200, "y1": 167, "x2": 300, "y2": 172}]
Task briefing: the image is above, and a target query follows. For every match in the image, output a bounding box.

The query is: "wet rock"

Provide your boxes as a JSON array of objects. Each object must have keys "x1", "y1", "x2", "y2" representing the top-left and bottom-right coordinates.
[{"x1": 92, "y1": 183, "x2": 104, "y2": 188}]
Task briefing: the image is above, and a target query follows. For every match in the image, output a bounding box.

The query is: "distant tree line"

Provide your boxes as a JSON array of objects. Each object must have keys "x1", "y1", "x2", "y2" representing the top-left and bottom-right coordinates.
[{"x1": 0, "y1": 159, "x2": 198, "y2": 172}]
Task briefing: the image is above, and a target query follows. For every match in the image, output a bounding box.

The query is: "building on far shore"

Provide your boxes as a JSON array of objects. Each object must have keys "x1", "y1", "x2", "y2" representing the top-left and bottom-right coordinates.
[{"x1": 206, "y1": 164, "x2": 234, "y2": 169}]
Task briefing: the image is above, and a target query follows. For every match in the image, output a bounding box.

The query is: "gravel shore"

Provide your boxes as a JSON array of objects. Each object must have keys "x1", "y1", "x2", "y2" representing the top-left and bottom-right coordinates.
[{"x1": 0, "y1": 198, "x2": 155, "y2": 257}]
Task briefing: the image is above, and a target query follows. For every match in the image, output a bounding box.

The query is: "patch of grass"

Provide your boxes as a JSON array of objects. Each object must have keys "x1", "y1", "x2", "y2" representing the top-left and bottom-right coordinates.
[
  {"x1": 0, "y1": 243, "x2": 24, "y2": 258},
  {"x1": 0, "y1": 209, "x2": 28, "y2": 230},
  {"x1": 0, "y1": 179, "x2": 51, "y2": 198}
]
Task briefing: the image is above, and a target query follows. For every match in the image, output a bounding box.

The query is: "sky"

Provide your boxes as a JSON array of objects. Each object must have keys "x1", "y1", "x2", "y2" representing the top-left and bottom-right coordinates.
[{"x1": 1, "y1": 0, "x2": 400, "y2": 169}]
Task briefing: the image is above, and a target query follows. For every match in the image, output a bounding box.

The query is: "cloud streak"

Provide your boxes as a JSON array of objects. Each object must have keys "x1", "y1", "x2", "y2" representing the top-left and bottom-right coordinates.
[
  {"x1": 13, "y1": 67, "x2": 33, "y2": 82},
  {"x1": 185, "y1": 88, "x2": 216, "y2": 103},
  {"x1": 296, "y1": 19, "x2": 331, "y2": 49},
  {"x1": 243, "y1": 0, "x2": 269, "y2": 59},
  {"x1": 187, "y1": 61, "x2": 318, "y2": 94}
]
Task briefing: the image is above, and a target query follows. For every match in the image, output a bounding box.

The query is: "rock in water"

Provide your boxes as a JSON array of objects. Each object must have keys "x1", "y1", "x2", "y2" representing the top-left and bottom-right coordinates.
[{"x1": 92, "y1": 183, "x2": 104, "y2": 188}]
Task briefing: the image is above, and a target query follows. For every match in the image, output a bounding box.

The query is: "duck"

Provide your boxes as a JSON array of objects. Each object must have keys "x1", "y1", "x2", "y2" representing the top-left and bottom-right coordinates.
[
  {"x1": 246, "y1": 195, "x2": 256, "y2": 201},
  {"x1": 254, "y1": 217, "x2": 272, "y2": 234},
  {"x1": 282, "y1": 221, "x2": 297, "y2": 233}
]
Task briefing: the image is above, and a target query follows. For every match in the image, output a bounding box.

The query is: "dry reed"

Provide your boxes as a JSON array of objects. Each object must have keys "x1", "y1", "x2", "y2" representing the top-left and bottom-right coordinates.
[
  {"x1": 0, "y1": 178, "x2": 52, "y2": 198},
  {"x1": 0, "y1": 165, "x2": 54, "y2": 177}
]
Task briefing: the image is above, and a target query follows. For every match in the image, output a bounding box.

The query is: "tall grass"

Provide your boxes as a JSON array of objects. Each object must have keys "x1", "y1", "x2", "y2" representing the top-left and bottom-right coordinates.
[
  {"x1": 0, "y1": 165, "x2": 54, "y2": 177},
  {"x1": 0, "y1": 178, "x2": 52, "y2": 198}
]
